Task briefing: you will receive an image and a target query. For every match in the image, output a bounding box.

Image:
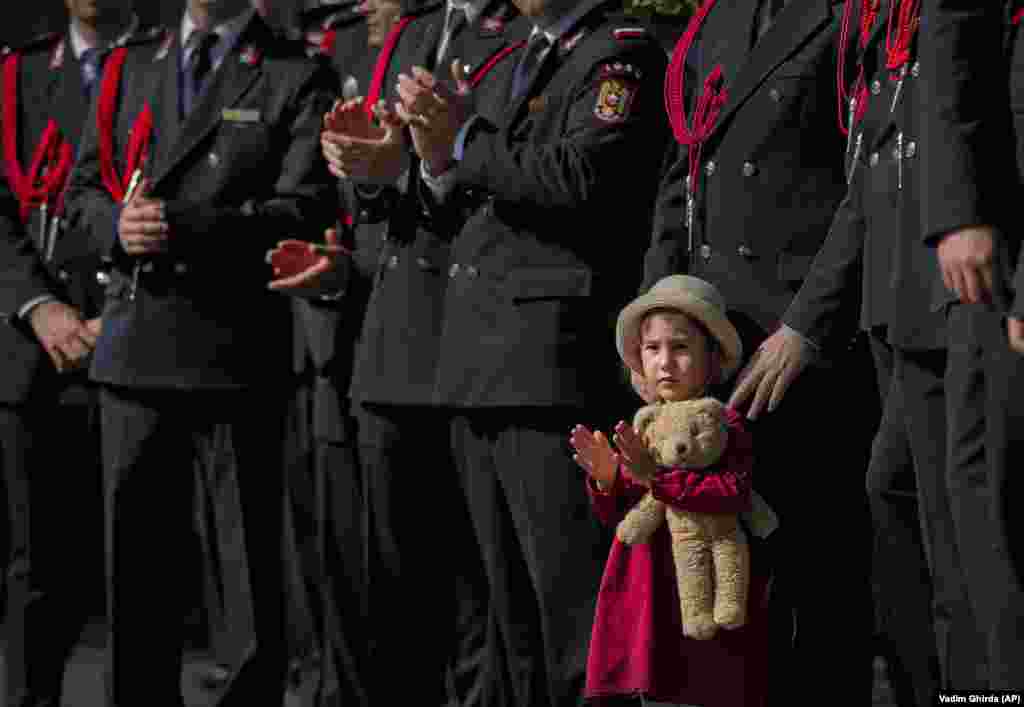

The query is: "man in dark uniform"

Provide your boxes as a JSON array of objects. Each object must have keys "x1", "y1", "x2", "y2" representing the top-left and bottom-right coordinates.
[
  {"x1": 734, "y1": 0, "x2": 989, "y2": 700},
  {"x1": 0, "y1": 3, "x2": 157, "y2": 705},
  {"x1": 647, "y1": 0, "x2": 878, "y2": 703},
  {"x1": 387, "y1": 0, "x2": 669, "y2": 703},
  {"x1": 62, "y1": 0, "x2": 337, "y2": 703},
  {"x1": 917, "y1": 0, "x2": 1024, "y2": 690},
  {"x1": 308, "y1": 0, "x2": 528, "y2": 703}
]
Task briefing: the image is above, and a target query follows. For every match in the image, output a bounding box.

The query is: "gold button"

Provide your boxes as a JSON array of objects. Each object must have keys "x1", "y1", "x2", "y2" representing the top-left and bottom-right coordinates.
[
  {"x1": 387, "y1": 255, "x2": 398, "y2": 269},
  {"x1": 96, "y1": 271, "x2": 111, "y2": 286},
  {"x1": 742, "y1": 161, "x2": 757, "y2": 177},
  {"x1": 905, "y1": 141, "x2": 917, "y2": 158},
  {"x1": 174, "y1": 262, "x2": 188, "y2": 275},
  {"x1": 704, "y1": 161, "x2": 716, "y2": 176},
  {"x1": 870, "y1": 80, "x2": 881, "y2": 95},
  {"x1": 207, "y1": 152, "x2": 220, "y2": 168},
  {"x1": 737, "y1": 244, "x2": 755, "y2": 258},
  {"x1": 869, "y1": 152, "x2": 879, "y2": 167},
  {"x1": 911, "y1": 61, "x2": 920, "y2": 78},
  {"x1": 700, "y1": 244, "x2": 712, "y2": 261},
  {"x1": 768, "y1": 88, "x2": 781, "y2": 102},
  {"x1": 448, "y1": 263, "x2": 461, "y2": 278}
]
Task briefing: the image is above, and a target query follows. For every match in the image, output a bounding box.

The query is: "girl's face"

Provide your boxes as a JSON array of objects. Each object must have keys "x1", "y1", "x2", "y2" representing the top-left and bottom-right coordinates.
[{"x1": 639, "y1": 310, "x2": 714, "y2": 402}]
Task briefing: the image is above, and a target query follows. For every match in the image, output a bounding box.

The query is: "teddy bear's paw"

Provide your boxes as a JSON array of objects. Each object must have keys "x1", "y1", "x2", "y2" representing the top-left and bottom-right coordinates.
[
  {"x1": 713, "y1": 604, "x2": 746, "y2": 630},
  {"x1": 682, "y1": 613, "x2": 719, "y2": 641}
]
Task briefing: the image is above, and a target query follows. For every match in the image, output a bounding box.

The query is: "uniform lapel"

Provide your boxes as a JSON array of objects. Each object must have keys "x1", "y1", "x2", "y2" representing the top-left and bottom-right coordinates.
[
  {"x1": 153, "y1": 13, "x2": 265, "y2": 189},
  {"x1": 714, "y1": 0, "x2": 833, "y2": 129},
  {"x1": 147, "y1": 30, "x2": 183, "y2": 180}
]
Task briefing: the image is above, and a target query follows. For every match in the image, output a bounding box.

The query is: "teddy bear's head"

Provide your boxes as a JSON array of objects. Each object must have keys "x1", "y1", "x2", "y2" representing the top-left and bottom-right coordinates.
[{"x1": 633, "y1": 397, "x2": 728, "y2": 470}]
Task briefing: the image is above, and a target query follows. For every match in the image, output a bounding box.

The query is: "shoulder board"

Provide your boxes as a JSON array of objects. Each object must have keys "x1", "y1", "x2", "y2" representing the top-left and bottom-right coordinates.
[
  {"x1": 10, "y1": 31, "x2": 62, "y2": 55},
  {"x1": 117, "y1": 25, "x2": 171, "y2": 48},
  {"x1": 400, "y1": 0, "x2": 445, "y2": 19}
]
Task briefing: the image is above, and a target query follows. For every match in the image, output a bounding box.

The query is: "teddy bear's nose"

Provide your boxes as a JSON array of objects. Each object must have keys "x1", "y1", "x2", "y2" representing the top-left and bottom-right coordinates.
[{"x1": 675, "y1": 441, "x2": 690, "y2": 458}]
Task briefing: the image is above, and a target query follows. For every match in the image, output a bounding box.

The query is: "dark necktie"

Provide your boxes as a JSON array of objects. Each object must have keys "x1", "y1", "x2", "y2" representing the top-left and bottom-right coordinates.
[
  {"x1": 184, "y1": 30, "x2": 219, "y2": 115},
  {"x1": 81, "y1": 48, "x2": 105, "y2": 100},
  {"x1": 510, "y1": 31, "x2": 551, "y2": 103}
]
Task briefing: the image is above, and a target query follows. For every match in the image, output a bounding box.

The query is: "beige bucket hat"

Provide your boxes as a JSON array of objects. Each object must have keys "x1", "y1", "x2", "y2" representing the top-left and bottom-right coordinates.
[{"x1": 616, "y1": 274, "x2": 743, "y2": 380}]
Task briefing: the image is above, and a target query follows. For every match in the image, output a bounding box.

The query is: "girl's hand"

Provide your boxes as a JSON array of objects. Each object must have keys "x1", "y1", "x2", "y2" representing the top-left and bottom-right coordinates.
[
  {"x1": 613, "y1": 420, "x2": 658, "y2": 484},
  {"x1": 570, "y1": 425, "x2": 619, "y2": 490}
]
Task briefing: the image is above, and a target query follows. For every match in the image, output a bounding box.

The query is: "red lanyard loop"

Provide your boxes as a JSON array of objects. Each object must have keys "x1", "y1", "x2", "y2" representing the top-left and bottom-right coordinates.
[
  {"x1": 365, "y1": 16, "x2": 414, "y2": 120},
  {"x1": 885, "y1": 0, "x2": 920, "y2": 73},
  {"x1": 97, "y1": 46, "x2": 154, "y2": 202},
  {"x1": 664, "y1": 0, "x2": 728, "y2": 198},
  {"x1": 2, "y1": 52, "x2": 74, "y2": 222},
  {"x1": 837, "y1": 0, "x2": 879, "y2": 136}
]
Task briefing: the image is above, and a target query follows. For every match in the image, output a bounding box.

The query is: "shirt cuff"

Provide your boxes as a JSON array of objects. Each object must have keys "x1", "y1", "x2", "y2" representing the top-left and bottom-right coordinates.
[
  {"x1": 453, "y1": 114, "x2": 482, "y2": 162},
  {"x1": 18, "y1": 294, "x2": 58, "y2": 321},
  {"x1": 420, "y1": 160, "x2": 457, "y2": 203},
  {"x1": 780, "y1": 322, "x2": 821, "y2": 351}
]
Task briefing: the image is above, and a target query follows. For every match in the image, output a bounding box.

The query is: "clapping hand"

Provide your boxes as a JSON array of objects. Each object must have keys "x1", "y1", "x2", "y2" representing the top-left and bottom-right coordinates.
[
  {"x1": 267, "y1": 228, "x2": 350, "y2": 298},
  {"x1": 570, "y1": 425, "x2": 619, "y2": 490},
  {"x1": 394, "y1": 62, "x2": 472, "y2": 175},
  {"x1": 320, "y1": 97, "x2": 407, "y2": 182}
]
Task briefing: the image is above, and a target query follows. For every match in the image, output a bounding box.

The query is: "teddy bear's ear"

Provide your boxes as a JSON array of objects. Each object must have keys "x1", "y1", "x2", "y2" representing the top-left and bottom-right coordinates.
[{"x1": 633, "y1": 404, "x2": 660, "y2": 438}]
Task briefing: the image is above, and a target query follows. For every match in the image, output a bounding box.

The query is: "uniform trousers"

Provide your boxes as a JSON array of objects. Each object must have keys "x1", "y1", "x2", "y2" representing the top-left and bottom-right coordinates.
[
  {"x1": 356, "y1": 402, "x2": 489, "y2": 705},
  {"x1": 314, "y1": 401, "x2": 370, "y2": 707},
  {"x1": 449, "y1": 407, "x2": 611, "y2": 707},
  {"x1": 866, "y1": 335, "x2": 958, "y2": 705},
  {"x1": 945, "y1": 303, "x2": 1024, "y2": 690},
  {"x1": 722, "y1": 316, "x2": 876, "y2": 707},
  {"x1": 99, "y1": 384, "x2": 288, "y2": 707},
  {"x1": 1, "y1": 393, "x2": 104, "y2": 707}
]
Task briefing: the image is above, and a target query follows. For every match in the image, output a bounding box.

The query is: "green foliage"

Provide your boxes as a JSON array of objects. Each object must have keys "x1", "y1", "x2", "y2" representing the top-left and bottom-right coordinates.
[{"x1": 623, "y1": 0, "x2": 696, "y2": 17}]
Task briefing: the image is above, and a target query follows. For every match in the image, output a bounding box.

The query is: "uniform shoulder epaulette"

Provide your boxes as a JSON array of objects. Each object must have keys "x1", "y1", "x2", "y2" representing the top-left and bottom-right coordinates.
[
  {"x1": 301, "y1": 0, "x2": 364, "y2": 30},
  {"x1": 116, "y1": 25, "x2": 171, "y2": 48},
  {"x1": 400, "y1": 0, "x2": 445, "y2": 20},
  {"x1": 8, "y1": 31, "x2": 62, "y2": 56}
]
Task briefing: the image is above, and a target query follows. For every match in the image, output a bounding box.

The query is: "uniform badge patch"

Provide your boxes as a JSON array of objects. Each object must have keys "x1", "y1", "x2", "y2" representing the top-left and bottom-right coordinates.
[
  {"x1": 154, "y1": 31, "x2": 174, "y2": 61},
  {"x1": 240, "y1": 45, "x2": 262, "y2": 66},
  {"x1": 481, "y1": 16, "x2": 505, "y2": 34},
  {"x1": 594, "y1": 78, "x2": 635, "y2": 123}
]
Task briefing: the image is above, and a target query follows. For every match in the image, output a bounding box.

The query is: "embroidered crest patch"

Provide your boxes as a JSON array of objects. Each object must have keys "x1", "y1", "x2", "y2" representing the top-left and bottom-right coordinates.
[
  {"x1": 481, "y1": 16, "x2": 505, "y2": 34},
  {"x1": 594, "y1": 78, "x2": 635, "y2": 123},
  {"x1": 240, "y1": 45, "x2": 262, "y2": 66}
]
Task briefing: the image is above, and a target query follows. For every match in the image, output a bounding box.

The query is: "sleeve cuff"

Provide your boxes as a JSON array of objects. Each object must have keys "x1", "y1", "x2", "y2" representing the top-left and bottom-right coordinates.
[
  {"x1": 780, "y1": 322, "x2": 821, "y2": 352},
  {"x1": 18, "y1": 294, "x2": 58, "y2": 321}
]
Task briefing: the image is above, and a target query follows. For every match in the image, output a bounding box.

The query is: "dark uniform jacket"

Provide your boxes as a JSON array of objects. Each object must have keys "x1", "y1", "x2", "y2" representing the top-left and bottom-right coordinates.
[
  {"x1": 648, "y1": 0, "x2": 854, "y2": 341},
  {"x1": 348, "y1": 0, "x2": 531, "y2": 407},
  {"x1": 0, "y1": 26, "x2": 161, "y2": 404},
  {"x1": 430, "y1": 0, "x2": 670, "y2": 408},
  {"x1": 64, "y1": 10, "x2": 338, "y2": 390},
  {"x1": 919, "y1": 0, "x2": 1020, "y2": 316},
  {"x1": 290, "y1": 0, "x2": 372, "y2": 444},
  {"x1": 784, "y1": 0, "x2": 947, "y2": 353}
]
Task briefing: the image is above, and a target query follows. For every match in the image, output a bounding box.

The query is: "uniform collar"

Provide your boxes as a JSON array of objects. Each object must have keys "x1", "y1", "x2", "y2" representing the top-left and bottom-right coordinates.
[
  {"x1": 534, "y1": 0, "x2": 592, "y2": 43},
  {"x1": 181, "y1": 7, "x2": 250, "y2": 62},
  {"x1": 68, "y1": 14, "x2": 140, "y2": 59},
  {"x1": 448, "y1": 0, "x2": 489, "y2": 26}
]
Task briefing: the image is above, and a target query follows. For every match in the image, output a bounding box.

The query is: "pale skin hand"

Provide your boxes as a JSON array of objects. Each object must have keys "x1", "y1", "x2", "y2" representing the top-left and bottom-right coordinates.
[
  {"x1": 118, "y1": 178, "x2": 168, "y2": 256},
  {"x1": 570, "y1": 425, "x2": 619, "y2": 490},
  {"x1": 320, "y1": 97, "x2": 406, "y2": 182},
  {"x1": 1009, "y1": 317, "x2": 1024, "y2": 355},
  {"x1": 612, "y1": 420, "x2": 658, "y2": 484},
  {"x1": 267, "y1": 228, "x2": 348, "y2": 298},
  {"x1": 936, "y1": 225, "x2": 998, "y2": 305},
  {"x1": 28, "y1": 301, "x2": 99, "y2": 373},
  {"x1": 728, "y1": 326, "x2": 812, "y2": 420},
  {"x1": 394, "y1": 63, "x2": 471, "y2": 174}
]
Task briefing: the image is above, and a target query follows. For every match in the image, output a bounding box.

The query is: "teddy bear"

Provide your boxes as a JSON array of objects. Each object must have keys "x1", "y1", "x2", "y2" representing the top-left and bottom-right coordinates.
[{"x1": 616, "y1": 397, "x2": 751, "y2": 641}]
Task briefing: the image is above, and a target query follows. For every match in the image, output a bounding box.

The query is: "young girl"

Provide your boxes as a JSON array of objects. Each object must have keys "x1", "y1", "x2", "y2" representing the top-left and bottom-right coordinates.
[{"x1": 570, "y1": 274, "x2": 771, "y2": 707}]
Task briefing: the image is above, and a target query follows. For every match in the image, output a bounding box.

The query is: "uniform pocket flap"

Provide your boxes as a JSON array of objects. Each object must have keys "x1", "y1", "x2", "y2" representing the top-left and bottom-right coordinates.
[
  {"x1": 506, "y1": 266, "x2": 592, "y2": 301},
  {"x1": 776, "y1": 253, "x2": 816, "y2": 283}
]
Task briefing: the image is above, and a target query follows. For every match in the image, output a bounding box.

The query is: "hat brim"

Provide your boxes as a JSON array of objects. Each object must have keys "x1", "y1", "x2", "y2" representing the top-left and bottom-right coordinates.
[{"x1": 616, "y1": 291, "x2": 743, "y2": 381}]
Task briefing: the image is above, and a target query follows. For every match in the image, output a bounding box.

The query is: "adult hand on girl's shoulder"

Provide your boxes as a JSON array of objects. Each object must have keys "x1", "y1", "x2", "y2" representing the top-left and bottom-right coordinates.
[
  {"x1": 613, "y1": 421, "x2": 658, "y2": 484},
  {"x1": 570, "y1": 425, "x2": 619, "y2": 490}
]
